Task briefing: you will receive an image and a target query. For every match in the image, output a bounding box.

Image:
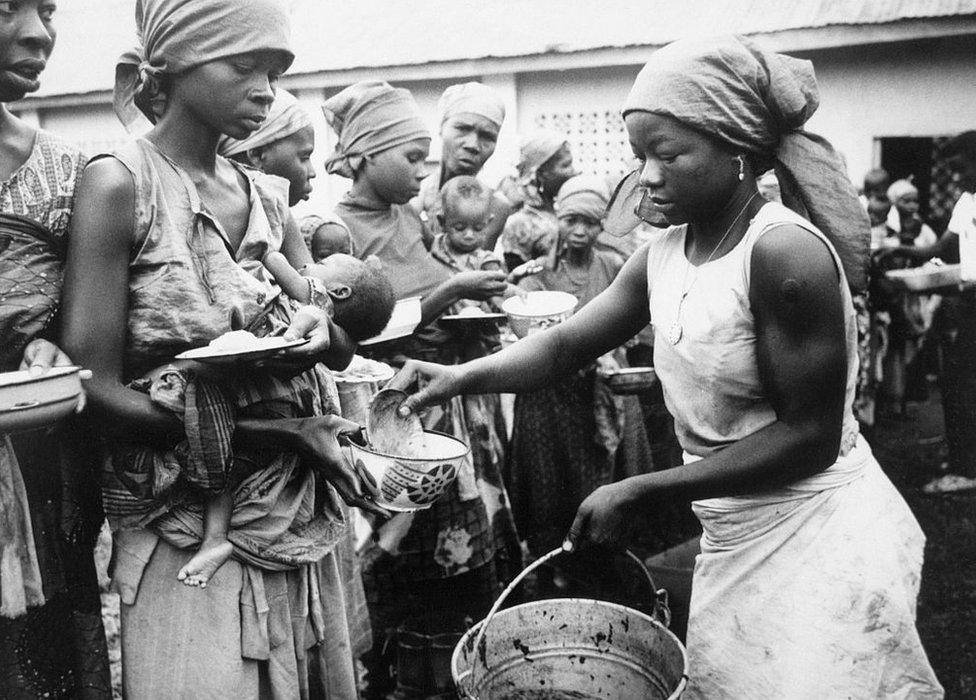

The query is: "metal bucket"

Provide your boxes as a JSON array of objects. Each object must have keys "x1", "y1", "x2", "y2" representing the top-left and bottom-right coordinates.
[{"x1": 452, "y1": 548, "x2": 688, "y2": 699}]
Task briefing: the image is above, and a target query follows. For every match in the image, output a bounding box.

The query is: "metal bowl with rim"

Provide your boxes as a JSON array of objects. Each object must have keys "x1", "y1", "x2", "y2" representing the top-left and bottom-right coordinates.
[
  {"x1": 501, "y1": 291, "x2": 578, "y2": 339},
  {"x1": 0, "y1": 366, "x2": 83, "y2": 433}
]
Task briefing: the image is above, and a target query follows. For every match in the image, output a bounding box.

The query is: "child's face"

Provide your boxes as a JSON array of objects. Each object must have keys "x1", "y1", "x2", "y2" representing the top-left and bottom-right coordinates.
[
  {"x1": 441, "y1": 198, "x2": 492, "y2": 254},
  {"x1": 303, "y1": 254, "x2": 362, "y2": 302},
  {"x1": 253, "y1": 126, "x2": 316, "y2": 206},
  {"x1": 894, "y1": 192, "x2": 919, "y2": 217},
  {"x1": 867, "y1": 195, "x2": 891, "y2": 227},
  {"x1": 361, "y1": 139, "x2": 430, "y2": 205},
  {"x1": 558, "y1": 213, "x2": 601, "y2": 251},
  {"x1": 174, "y1": 50, "x2": 291, "y2": 140}
]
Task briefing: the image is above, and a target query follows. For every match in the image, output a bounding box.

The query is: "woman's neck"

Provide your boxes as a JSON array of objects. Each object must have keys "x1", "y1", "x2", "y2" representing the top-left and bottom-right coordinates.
[
  {"x1": 348, "y1": 178, "x2": 392, "y2": 210},
  {"x1": 564, "y1": 246, "x2": 594, "y2": 267},
  {"x1": 0, "y1": 106, "x2": 37, "y2": 181},
  {"x1": 147, "y1": 105, "x2": 221, "y2": 175},
  {"x1": 687, "y1": 183, "x2": 763, "y2": 262}
]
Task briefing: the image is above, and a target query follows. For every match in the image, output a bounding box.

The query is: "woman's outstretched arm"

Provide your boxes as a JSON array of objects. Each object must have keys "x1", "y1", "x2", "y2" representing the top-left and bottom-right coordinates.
[{"x1": 390, "y1": 244, "x2": 651, "y2": 409}]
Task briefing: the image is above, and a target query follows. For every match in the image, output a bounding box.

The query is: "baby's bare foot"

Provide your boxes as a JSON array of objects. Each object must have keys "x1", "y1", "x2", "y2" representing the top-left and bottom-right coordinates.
[{"x1": 177, "y1": 539, "x2": 234, "y2": 588}]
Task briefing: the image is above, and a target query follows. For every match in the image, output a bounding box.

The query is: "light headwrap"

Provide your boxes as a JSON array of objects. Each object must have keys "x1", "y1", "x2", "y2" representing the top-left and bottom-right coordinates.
[
  {"x1": 886, "y1": 179, "x2": 917, "y2": 204},
  {"x1": 555, "y1": 174, "x2": 610, "y2": 222},
  {"x1": 622, "y1": 35, "x2": 869, "y2": 291},
  {"x1": 517, "y1": 129, "x2": 567, "y2": 184},
  {"x1": 438, "y1": 82, "x2": 505, "y2": 128},
  {"x1": 114, "y1": 0, "x2": 294, "y2": 132},
  {"x1": 217, "y1": 89, "x2": 312, "y2": 157},
  {"x1": 322, "y1": 81, "x2": 430, "y2": 179}
]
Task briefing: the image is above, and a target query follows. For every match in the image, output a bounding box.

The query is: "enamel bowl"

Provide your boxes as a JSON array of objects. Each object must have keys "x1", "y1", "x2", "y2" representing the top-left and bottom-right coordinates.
[
  {"x1": 501, "y1": 291, "x2": 578, "y2": 339},
  {"x1": 0, "y1": 366, "x2": 83, "y2": 433},
  {"x1": 346, "y1": 429, "x2": 468, "y2": 512}
]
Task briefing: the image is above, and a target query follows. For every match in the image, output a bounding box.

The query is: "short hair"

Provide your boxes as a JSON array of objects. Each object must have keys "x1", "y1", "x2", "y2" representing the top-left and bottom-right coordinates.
[
  {"x1": 863, "y1": 168, "x2": 890, "y2": 191},
  {"x1": 438, "y1": 175, "x2": 492, "y2": 216},
  {"x1": 941, "y1": 131, "x2": 976, "y2": 163},
  {"x1": 330, "y1": 260, "x2": 396, "y2": 341}
]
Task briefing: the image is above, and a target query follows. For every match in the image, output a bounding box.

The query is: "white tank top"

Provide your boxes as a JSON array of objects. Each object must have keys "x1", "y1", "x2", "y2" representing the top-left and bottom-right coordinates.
[{"x1": 646, "y1": 201, "x2": 859, "y2": 459}]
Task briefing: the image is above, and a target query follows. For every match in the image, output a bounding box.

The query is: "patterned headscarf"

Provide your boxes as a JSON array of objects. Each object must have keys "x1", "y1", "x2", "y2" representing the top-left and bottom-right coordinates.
[
  {"x1": 218, "y1": 89, "x2": 312, "y2": 157},
  {"x1": 114, "y1": 0, "x2": 294, "y2": 132},
  {"x1": 438, "y1": 82, "x2": 505, "y2": 128},
  {"x1": 322, "y1": 81, "x2": 429, "y2": 179},
  {"x1": 623, "y1": 35, "x2": 869, "y2": 290}
]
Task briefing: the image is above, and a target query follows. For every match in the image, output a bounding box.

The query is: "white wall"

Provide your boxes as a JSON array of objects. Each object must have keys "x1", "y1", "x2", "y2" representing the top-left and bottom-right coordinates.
[
  {"x1": 801, "y1": 35, "x2": 976, "y2": 187},
  {"x1": 39, "y1": 103, "x2": 129, "y2": 157}
]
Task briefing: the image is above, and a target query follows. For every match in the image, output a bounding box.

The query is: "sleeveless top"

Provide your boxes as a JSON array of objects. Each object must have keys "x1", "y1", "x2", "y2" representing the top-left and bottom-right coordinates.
[
  {"x1": 96, "y1": 140, "x2": 291, "y2": 380},
  {"x1": 647, "y1": 201, "x2": 859, "y2": 459}
]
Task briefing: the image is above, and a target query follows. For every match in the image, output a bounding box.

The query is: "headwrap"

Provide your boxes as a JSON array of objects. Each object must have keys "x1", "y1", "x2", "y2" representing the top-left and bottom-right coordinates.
[
  {"x1": 217, "y1": 89, "x2": 312, "y2": 157},
  {"x1": 322, "y1": 81, "x2": 430, "y2": 179},
  {"x1": 517, "y1": 129, "x2": 567, "y2": 184},
  {"x1": 887, "y1": 179, "x2": 917, "y2": 204},
  {"x1": 438, "y1": 82, "x2": 505, "y2": 128},
  {"x1": 114, "y1": 0, "x2": 294, "y2": 132},
  {"x1": 555, "y1": 174, "x2": 610, "y2": 222},
  {"x1": 622, "y1": 35, "x2": 870, "y2": 291}
]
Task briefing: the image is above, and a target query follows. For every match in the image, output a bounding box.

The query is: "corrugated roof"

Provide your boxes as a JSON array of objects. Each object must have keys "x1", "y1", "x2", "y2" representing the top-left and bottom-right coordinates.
[{"x1": 35, "y1": 0, "x2": 976, "y2": 98}]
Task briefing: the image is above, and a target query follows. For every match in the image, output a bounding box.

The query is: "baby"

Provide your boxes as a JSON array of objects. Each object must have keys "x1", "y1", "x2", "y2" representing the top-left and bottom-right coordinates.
[
  {"x1": 430, "y1": 176, "x2": 522, "y2": 312},
  {"x1": 264, "y1": 250, "x2": 396, "y2": 342},
  {"x1": 116, "y1": 254, "x2": 396, "y2": 588}
]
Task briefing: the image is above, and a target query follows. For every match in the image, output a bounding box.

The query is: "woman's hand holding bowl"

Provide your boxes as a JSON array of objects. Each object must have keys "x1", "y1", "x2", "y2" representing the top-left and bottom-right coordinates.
[
  {"x1": 286, "y1": 413, "x2": 390, "y2": 518},
  {"x1": 19, "y1": 338, "x2": 91, "y2": 413},
  {"x1": 387, "y1": 359, "x2": 465, "y2": 417}
]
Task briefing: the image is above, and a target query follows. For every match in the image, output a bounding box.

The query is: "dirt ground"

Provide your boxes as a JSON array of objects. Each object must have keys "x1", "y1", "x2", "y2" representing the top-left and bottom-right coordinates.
[{"x1": 96, "y1": 384, "x2": 975, "y2": 698}]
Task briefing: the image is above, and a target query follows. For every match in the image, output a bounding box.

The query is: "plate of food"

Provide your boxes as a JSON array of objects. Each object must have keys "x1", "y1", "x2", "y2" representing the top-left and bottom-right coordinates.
[
  {"x1": 360, "y1": 297, "x2": 422, "y2": 346},
  {"x1": 440, "y1": 307, "x2": 507, "y2": 325},
  {"x1": 332, "y1": 355, "x2": 396, "y2": 385},
  {"x1": 175, "y1": 331, "x2": 309, "y2": 364}
]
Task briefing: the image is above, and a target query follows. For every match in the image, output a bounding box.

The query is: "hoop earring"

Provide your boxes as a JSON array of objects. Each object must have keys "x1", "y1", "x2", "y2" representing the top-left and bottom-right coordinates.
[{"x1": 736, "y1": 155, "x2": 746, "y2": 182}]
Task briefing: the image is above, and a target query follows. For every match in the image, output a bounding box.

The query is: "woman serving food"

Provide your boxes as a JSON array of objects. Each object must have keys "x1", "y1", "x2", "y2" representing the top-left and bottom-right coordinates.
[{"x1": 390, "y1": 35, "x2": 943, "y2": 698}]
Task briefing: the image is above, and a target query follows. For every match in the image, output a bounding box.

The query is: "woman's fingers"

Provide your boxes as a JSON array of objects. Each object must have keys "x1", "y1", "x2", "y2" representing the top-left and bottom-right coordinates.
[{"x1": 20, "y1": 338, "x2": 72, "y2": 375}]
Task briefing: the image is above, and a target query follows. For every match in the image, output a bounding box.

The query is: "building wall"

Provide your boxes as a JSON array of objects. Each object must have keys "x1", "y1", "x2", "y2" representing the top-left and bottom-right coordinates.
[
  {"x1": 26, "y1": 34, "x2": 976, "y2": 218},
  {"x1": 800, "y1": 35, "x2": 976, "y2": 187}
]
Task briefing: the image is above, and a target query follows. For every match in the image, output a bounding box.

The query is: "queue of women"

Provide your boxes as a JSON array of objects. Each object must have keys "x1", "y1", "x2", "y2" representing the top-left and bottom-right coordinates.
[{"x1": 0, "y1": 0, "x2": 947, "y2": 697}]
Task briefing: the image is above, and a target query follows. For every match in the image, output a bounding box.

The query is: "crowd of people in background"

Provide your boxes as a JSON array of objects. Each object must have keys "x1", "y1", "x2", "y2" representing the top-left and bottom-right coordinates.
[{"x1": 0, "y1": 0, "x2": 959, "y2": 698}]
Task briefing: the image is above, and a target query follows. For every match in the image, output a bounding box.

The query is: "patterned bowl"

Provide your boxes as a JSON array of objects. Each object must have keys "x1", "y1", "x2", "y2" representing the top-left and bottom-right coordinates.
[
  {"x1": 346, "y1": 430, "x2": 469, "y2": 512},
  {"x1": 502, "y1": 291, "x2": 578, "y2": 339}
]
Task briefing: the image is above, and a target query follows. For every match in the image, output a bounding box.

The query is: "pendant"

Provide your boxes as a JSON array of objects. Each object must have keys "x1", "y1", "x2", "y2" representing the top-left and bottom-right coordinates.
[{"x1": 667, "y1": 320, "x2": 682, "y2": 345}]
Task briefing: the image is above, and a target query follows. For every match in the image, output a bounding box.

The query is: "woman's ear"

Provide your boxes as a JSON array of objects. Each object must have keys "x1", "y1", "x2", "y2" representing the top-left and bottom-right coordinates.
[{"x1": 327, "y1": 283, "x2": 353, "y2": 300}]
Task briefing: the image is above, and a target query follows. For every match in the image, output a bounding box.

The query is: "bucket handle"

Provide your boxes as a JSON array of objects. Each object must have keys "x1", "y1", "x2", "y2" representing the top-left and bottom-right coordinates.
[{"x1": 465, "y1": 544, "x2": 671, "y2": 697}]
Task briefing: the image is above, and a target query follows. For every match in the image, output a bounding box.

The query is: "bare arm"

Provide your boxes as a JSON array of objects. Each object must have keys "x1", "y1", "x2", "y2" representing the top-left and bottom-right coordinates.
[
  {"x1": 391, "y1": 245, "x2": 651, "y2": 406},
  {"x1": 568, "y1": 224, "x2": 849, "y2": 548},
  {"x1": 891, "y1": 230, "x2": 959, "y2": 264},
  {"x1": 278, "y1": 211, "x2": 356, "y2": 369},
  {"x1": 264, "y1": 250, "x2": 311, "y2": 303},
  {"x1": 61, "y1": 159, "x2": 185, "y2": 447}
]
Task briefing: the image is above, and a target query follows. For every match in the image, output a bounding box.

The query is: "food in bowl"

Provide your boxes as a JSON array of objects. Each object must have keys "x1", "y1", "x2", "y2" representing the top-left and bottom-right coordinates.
[
  {"x1": 501, "y1": 291, "x2": 578, "y2": 338},
  {"x1": 0, "y1": 366, "x2": 83, "y2": 433},
  {"x1": 331, "y1": 355, "x2": 395, "y2": 385}
]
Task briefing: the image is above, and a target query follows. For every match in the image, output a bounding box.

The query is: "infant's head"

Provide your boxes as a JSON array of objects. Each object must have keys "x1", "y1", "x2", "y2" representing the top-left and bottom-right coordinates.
[
  {"x1": 302, "y1": 254, "x2": 395, "y2": 341},
  {"x1": 437, "y1": 175, "x2": 493, "y2": 254}
]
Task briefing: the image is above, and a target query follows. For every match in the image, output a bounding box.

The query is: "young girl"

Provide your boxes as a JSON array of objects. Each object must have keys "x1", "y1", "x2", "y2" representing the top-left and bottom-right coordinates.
[
  {"x1": 61, "y1": 1, "x2": 373, "y2": 696},
  {"x1": 323, "y1": 81, "x2": 522, "y2": 698},
  {"x1": 508, "y1": 174, "x2": 650, "y2": 562}
]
